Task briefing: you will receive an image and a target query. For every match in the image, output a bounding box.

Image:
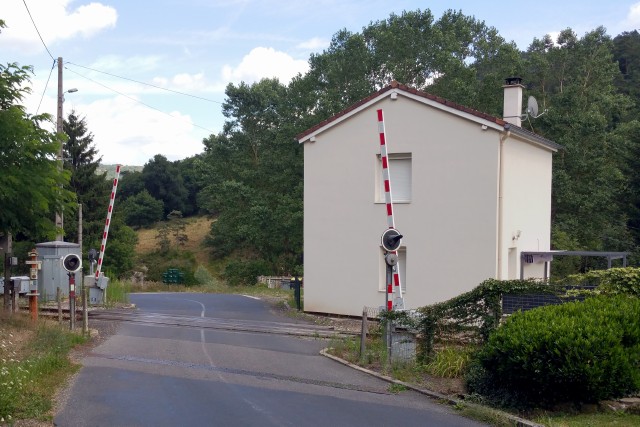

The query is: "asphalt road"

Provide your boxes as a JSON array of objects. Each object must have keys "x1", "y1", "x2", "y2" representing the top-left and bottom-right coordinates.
[{"x1": 55, "y1": 293, "x2": 487, "y2": 427}]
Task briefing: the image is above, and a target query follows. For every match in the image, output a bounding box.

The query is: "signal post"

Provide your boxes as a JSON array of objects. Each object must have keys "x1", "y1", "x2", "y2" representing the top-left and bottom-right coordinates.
[
  {"x1": 62, "y1": 254, "x2": 82, "y2": 330},
  {"x1": 25, "y1": 249, "x2": 41, "y2": 321}
]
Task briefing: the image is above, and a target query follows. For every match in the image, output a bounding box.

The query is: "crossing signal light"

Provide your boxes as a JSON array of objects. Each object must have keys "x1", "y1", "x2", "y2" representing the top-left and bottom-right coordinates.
[
  {"x1": 381, "y1": 229, "x2": 403, "y2": 252},
  {"x1": 62, "y1": 254, "x2": 82, "y2": 273}
]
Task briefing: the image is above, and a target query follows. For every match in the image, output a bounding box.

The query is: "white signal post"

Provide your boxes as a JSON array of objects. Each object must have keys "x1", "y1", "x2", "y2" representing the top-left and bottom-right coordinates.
[
  {"x1": 377, "y1": 109, "x2": 405, "y2": 311},
  {"x1": 95, "y1": 165, "x2": 121, "y2": 282}
]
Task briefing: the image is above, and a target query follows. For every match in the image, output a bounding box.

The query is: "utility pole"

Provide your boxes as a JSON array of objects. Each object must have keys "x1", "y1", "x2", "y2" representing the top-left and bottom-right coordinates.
[{"x1": 55, "y1": 57, "x2": 64, "y2": 241}]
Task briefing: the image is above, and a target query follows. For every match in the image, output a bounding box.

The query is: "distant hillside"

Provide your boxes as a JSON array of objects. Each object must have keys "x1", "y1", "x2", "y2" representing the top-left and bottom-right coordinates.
[
  {"x1": 136, "y1": 215, "x2": 214, "y2": 265},
  {"x1": 98, "y1": 164, "x2": 144, "y2": 179}
]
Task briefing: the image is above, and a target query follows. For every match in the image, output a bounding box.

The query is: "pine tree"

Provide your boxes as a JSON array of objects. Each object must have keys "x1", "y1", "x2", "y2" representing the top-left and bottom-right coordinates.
[
  {"x1": 62, "y1": 111, "x2": 138, "y2": 276},
  {"x1": 62, "y1": 110, "x2": 110, "y2": 246}
]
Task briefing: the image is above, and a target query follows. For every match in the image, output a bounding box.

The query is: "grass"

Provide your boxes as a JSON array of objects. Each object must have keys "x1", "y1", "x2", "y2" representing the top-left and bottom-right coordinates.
[
  {"x1": 533, "y1": 412, "x2": 640, "y2": 426},
  {"x1": 105, "y1": 277, "x2": 131, "y2": 306},
  {"x1": 0, "y1": 313, "x2": 87, "y2": 423},
  {"x1": 388, "y1": 383, "x2": 408, "y2": 393},
  {"x1": 425, "y1": 345, "x2": 474, "y2": 378},
  {"x1": 136, "y1": 216, "x2": 214, "y2": 265}
]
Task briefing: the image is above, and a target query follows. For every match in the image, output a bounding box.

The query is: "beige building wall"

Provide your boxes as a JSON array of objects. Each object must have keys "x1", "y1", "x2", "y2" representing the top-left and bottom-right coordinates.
[
  {"x1": 500, "y1": 135, "x2": 554, "y2": 280},
  {"x1": 304, "y1": 94, "x2": 503, "y2": 316}
]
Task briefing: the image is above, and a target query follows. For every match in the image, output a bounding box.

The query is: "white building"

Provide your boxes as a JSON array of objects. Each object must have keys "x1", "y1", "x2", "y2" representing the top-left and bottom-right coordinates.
[{"x1": 297, "y1": 80, "x2": 561, "y2": 317}]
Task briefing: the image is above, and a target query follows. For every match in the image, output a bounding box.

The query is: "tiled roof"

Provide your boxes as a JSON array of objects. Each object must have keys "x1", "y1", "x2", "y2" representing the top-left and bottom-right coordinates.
[{"x1": 295, "y1": 80, "x2": 508, "y2": 141}]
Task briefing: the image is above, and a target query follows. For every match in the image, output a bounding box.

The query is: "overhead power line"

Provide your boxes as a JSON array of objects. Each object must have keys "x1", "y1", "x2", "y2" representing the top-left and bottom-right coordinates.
[
  {"x1": 22, "y1": 0, "x2": 55, "y2": 61},
  {"x1": 66, "y1": 62, "x2": 223, "y2": 104},
  {"x1": 65, "y1": 66, "x2": 215, "y2": 134},
  {"x1": 35, "y1": 59, "x2": 56, "y2": 114}
]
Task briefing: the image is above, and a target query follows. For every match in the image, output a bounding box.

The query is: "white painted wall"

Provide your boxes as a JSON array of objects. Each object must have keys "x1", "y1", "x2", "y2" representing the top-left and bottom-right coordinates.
[{"x1": 500, "y1": 135, "x2": 554, "y2": 279}]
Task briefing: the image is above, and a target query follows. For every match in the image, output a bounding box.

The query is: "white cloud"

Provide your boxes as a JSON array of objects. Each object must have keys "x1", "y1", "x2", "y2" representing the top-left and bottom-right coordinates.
[
  {"x1": 150, "y1": 71, "x2": 226, "y2": 94},
  {"x1": 0, "y1": 0, "x2": 117, "y2": 53},
  {"x1": 221, "y1": 47, "x2": 309, "y2": 84},
  {"x1": 89, "y1": 55, "x2": 162, "y2": 73},
  {"x1": 19, "y1": 77, "x2": 212, "y2": 166},
  {"x1": 80, "y1": 96, "x2": 204, "y2": 165},
  {"x1": 172, "y1": 72, "x2": 207, "y2": 91},
  {"x1": 624, "y1": 2, "x2": 640, "y2": 28},
  {"x1": 296, "y1": 37, "x2": 329, "y2": 51},
  {"x1": 547, "y1": 31, "x2": 561, "y2": 45}
]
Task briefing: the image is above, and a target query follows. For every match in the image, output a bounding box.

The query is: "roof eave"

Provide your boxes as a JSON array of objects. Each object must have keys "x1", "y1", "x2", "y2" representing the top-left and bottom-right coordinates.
[{"x1": 503, "y1": 123, "x2": 562, "y2": 152}]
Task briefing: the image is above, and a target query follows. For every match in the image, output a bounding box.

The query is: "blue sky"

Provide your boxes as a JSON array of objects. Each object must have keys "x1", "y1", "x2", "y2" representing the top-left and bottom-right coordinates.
[{"x1": 2, "y1": 0, "x2": 640, "y2": 165}]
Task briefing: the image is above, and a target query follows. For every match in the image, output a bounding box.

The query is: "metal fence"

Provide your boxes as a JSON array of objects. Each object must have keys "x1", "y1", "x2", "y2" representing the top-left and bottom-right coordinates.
[
  {"x1": 256, "y1": 276, "x2": 292, "y2": 289},
  {"x1": 502, "y1": 285, "x2": 596, "y2": 314},
  {"x1": 360, "y1": 306, "x2": 418, "y2": 363}
]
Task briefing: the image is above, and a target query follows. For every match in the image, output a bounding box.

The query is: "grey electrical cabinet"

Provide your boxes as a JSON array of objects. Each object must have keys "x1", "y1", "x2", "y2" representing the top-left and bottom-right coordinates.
[
  {"x1": 84, "y1": 273, "x2": 109, "y2": 305},
  {"x1": 36, "y1": 241, "x2": 81, "y2": 302}
]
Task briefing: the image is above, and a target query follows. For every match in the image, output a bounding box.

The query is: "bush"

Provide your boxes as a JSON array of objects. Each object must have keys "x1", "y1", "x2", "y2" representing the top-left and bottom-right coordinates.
[
  {"x1": 466, "y1": 295, "x2": 640, "y2": 408},
  {"x1": 564, "y1": 267, "x2": 640, "y2": 297},
  {"x1": 223, "y1": 259, "x2": 271, "y2": 286},
  {"x1": 139, "y1": 249, "x2": 198, "y2": 286}
]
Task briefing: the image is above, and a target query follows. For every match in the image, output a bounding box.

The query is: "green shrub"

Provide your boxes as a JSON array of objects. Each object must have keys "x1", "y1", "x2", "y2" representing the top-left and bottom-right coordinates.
[
  {"x1": 139, "y1": 249, "x2": 198, "y2": 286},
  {"x1": 223, "y1": 259, "x2": 270, "y2": 286},
  {"x1": 466, "y1": 295, "x2": 640, "y2": 408},
  {"x1": 565, "y1": 267, "x2": 640, "y2": 297}
]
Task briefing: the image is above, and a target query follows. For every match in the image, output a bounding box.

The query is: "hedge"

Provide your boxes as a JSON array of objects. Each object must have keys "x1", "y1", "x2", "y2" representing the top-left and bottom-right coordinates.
[{"x1": 466, "y1": 294, "x2": 640, "y2": 408}]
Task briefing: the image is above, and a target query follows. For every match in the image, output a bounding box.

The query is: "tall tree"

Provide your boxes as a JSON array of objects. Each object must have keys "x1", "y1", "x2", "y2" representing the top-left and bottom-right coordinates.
[
  {"x1": 62, "y1": 111, "x2": 110, "y2": 244},
  {"x1": 199, "y1": 79, "x2": 303, "y2": 273},
  {"x1": 299, "y1": 9, "x2": 518, "y2": 119},
  {"x1": 0, "y1": 60, "x2": 75, "y2": 239},
  {"x1": 120, "y1": 190, "x2": 163, "y2": 228},
  {"x1": 522, "y1": 28, "x2": 636, "y2": 256},
  {"x1": 59, "y1": 110, "x2": 138, "y2": 277},
  {"x1": 142, "y1": 154, "x2": 188, "y2": 216},
  {"x1": 175, "y1": 155, "x2": 203, "y2": 216},
  {"x1": 613, "y1": 30, "x2": 640, "y2": 115},
  {"x1": 613, "y1": 31, "x2": 640, "y2": 251}
]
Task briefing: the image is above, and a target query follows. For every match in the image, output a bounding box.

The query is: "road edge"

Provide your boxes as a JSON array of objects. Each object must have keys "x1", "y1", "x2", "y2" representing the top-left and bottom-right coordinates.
[{"x1": 319, "y1": 348, "x2": 544, "y2": 427}]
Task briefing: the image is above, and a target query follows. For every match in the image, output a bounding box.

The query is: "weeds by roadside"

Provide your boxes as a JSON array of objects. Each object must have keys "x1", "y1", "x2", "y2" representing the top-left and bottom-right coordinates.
[{"x1": 0, "y1": 314, "x2": 87, "y2": 423}]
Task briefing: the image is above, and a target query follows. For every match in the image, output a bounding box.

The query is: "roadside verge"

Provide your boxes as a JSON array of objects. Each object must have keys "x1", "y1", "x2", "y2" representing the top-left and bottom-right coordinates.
[{"x1": 320, "y1": 348, "x2": 544, "y2": 427}]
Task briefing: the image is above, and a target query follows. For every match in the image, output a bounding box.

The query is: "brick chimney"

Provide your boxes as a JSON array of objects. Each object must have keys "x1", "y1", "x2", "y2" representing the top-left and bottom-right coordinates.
[{"x1": 503, "y1": 77, "x2": 524, "y2": 127}]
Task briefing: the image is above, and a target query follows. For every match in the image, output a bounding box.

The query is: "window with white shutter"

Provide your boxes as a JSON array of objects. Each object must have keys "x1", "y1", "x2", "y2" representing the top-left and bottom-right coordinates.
[{"x1": 376, "y1": 153, "x2": 412, "y2": 203}]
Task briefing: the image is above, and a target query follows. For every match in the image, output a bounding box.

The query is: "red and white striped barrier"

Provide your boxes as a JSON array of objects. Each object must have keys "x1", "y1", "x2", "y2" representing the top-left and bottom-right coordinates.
[
  {"x1": 377, "y1": 109, "x2": 404, "y2": 311},
  {"x1": 95, "y1": 164, "x2": 121, "y2": 280}
]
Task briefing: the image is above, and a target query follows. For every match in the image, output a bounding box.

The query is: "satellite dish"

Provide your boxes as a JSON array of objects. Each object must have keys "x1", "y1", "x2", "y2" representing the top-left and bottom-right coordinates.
[
  {"x1": 527, "y1": 96, "x2": 539, "y2": 117},
  {"x1": 526, "y1": 96, "x2": 546, "y2": 119}
]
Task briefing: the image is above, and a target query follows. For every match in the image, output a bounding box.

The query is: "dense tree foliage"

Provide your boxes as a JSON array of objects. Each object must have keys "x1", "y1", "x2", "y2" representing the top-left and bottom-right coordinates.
[
  {"x1": 117, "y1": 170, "x2": 146, "y2": 202},
  {"x1": 175, "y1": 156, "x2": 201, "y2": 216},
  {"x1": 522, "y1": 28, "x2": 639, "y2": 260},
  {"x1": 100, "y1": 213, "x2": 138, "y2": 277},
  {"x1": 0, "y1": 60, "x2": 75, "y2": 239},
  {"x1": 142, "y1": 154, "x2": 189, "y2": 217},
  {"x1": 120, "y1": 190, "x2": 164, "y2": 228},
  {"x1": 613, "y1": 30, "x2": 640, "y2": 114},
  {"x1": 613, "y1": 31, "x2": 640, "y2": 250},
  {"x1": 198, "y1": 79, "x2": 304, "y2": 275},
  {"x1": 298, "y1": 10, "x2": 522, "y2": 120}
]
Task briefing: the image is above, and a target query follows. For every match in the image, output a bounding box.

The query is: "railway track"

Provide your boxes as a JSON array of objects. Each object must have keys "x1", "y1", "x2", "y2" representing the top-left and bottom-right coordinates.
[{"x1": 89, "y1": 309, "x2": 357, "y2": 338}]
